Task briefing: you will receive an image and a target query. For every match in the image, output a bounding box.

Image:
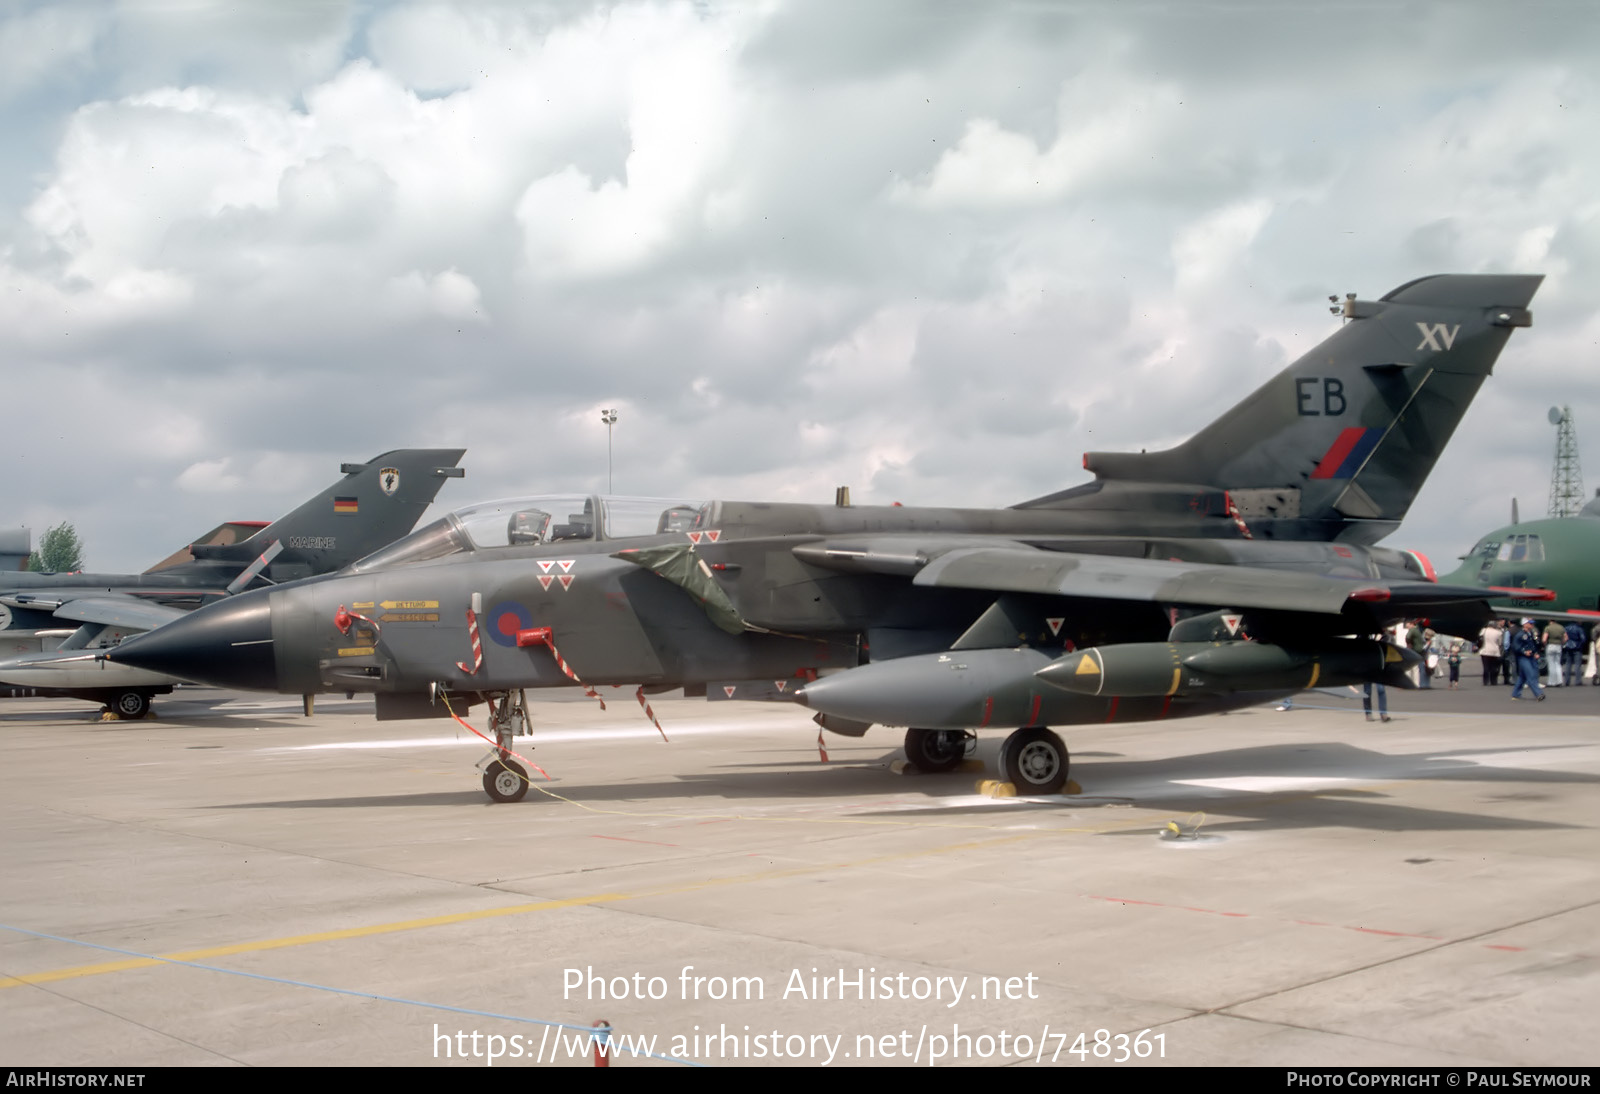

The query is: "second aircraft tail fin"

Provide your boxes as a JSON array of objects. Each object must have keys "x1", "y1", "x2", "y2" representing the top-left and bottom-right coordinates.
[{"x1": 181, "y1": 448, "x2": 466, "y2": 582}]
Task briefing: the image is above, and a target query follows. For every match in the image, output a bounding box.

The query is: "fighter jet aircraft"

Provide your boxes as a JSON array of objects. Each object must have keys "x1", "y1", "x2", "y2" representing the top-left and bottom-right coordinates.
[
  {"x1": 109, "y1": 274, "x2": 1541, "y2": 800},
  {"x1": 1, "y1": 449, "x2": 465, "y2": 716}
]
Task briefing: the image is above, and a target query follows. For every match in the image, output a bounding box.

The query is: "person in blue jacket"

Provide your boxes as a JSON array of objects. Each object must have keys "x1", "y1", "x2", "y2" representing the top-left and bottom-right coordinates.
[
  {"x1": 1509, "y1": 619, "x2": 1547, "y2": 701},
  {"x1": 1563, "y1": 622, "x2": 1587, "y2": 686}
]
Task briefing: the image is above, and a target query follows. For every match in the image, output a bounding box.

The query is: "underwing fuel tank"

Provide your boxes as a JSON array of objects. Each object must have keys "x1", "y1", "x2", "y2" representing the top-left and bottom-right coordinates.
[
  {"x1": 1036, "y1": 638, "x2": 1421, "y2": 698},
  {"x1": 797, "y1": 648, "x2": 1055, "y2": 729},
  {"x1": 794, "y1": 647, "x2": 1288, "y2": 730},
  {"x1": 794, "y1": 638, "x2": 1422, "y2": 729}
]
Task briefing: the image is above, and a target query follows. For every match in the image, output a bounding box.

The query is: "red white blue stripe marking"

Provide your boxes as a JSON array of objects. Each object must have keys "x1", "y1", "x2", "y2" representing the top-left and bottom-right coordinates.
[{"x1": 1311, "y1": 427, "x2": 1385, "y2": 480}]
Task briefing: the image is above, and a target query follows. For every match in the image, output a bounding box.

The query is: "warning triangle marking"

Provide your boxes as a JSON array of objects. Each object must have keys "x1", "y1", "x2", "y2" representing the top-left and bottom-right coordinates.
[
  {"x1": 687, "y1": 531, "x2": 703, "y2": 544},
  {"x1": 558, "y1": 560, "x2": 575, "y2": 573},
  {"x1": 1222, "y1": 614, "x2": 1242, "y2": 635},
  {"x1": 558, "y1": 575, "x2": 574, "y2": 590},
  {"x1": 723, "y1": 686, "x2": 736, "y2": 698},
  {"x1": 538, "y1": 576, "x2": 554, "y2": 591},
  {"x1": 774, "y1": 680, "x2": 787, "y2": 691},
  {"x1": 706, "y1": 530, "x2": 721, "y2": 542},
  {"x1": 1046, "y1": 617, "x2": 1064, "y2": 636},
  {"x1": 538, "y1": 560, "x2": 554, "y2": 573},
  {"x1": 1075, "y1": 654, "x2": 1100, "y2": 675}
]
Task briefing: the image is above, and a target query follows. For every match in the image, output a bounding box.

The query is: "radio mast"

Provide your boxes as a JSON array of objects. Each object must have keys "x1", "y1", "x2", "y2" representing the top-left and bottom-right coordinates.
[{"x1": 1547, "y1": 406, "x2": 1584, "y2": 517}]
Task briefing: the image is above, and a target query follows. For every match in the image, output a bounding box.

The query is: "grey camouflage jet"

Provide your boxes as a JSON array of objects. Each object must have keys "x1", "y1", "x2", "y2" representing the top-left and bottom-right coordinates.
[
  {"x1": 110, "y1": 275, "x2": 1540, "y2": 801},
  {"x1": 1, "y1": 449, "x2": 465, "y2": 716}
]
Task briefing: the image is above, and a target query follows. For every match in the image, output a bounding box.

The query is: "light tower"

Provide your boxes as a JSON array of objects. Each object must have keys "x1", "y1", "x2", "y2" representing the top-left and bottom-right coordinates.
[
  {"x1": 600, "y1": 408, "x2": 618, "y2": 493},
  {"x1": 1547, "y1": 405, "x2": 1584, "y2": 518}
]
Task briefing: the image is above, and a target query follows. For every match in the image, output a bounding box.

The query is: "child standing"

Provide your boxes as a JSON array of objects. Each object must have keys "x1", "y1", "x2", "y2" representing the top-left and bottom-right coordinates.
[{"x1": 1447, "y1": 644, "x2": 1462, "y2": 689}]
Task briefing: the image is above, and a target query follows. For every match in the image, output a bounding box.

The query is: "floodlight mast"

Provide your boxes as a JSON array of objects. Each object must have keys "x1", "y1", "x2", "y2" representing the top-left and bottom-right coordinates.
[{"x1": 601, "y1": 408, "x2": 619, "y2": 493}]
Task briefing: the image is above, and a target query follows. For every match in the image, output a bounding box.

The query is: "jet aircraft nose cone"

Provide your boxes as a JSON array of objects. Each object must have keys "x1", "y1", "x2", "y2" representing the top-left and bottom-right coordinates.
[{"x1": 107, "y1": 593, "x2": 278, "y2": 691}]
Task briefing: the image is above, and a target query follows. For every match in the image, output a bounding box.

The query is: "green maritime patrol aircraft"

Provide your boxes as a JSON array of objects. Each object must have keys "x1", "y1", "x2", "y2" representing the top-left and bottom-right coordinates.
[
  {"x1": 108, "y1": 274, "x2": 1544, "y2": 802},
  {"x1": 1437, "y1": 494, "x2": 1600, "y2": 617}
]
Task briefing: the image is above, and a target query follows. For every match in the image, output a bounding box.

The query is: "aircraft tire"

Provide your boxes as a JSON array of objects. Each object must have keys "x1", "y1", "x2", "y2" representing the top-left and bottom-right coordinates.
[
  {"x1": 483, "y1": 758, "x2": 530, "y2": 803},
  {"x1": 1001, "y1": 727, "x2": 1069, "y2": 795},
  {"x1": 903, "y1": 728, "x2": 968, "y2": 773},
  {"x1": 113, "y1": 691, "x2": 151, "y2": 720}
]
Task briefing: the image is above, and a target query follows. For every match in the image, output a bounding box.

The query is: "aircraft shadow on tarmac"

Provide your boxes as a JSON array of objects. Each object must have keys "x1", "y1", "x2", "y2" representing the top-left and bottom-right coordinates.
[
  {"x1": 207, "y1": 739, "x2": 1598, "y2": 833},
  {"x1": 0, "y1": 710, "x2": 284, "y2": 731},
  {"x1": 212, "y1": 790, "x2": 526, "y2": 809},
  {"x1": 208, "y1": 762, "x2": 898, "y2": 811},
  {"x1": 858, "y1": 740, "x2": 1598, "y2": 833},
  {"x1": 2, "y1": 692, "x2": 377, "y2": 730}
]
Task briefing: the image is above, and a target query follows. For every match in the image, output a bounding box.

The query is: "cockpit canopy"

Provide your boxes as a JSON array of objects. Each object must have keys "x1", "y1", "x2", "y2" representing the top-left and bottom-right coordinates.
[{"x1": 348, "y1": 495, "x2": 712, "y2": 573}]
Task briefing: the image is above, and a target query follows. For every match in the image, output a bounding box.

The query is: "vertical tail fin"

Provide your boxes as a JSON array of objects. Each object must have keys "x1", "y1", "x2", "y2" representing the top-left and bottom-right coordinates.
[
  {"x1": 182, "y1": 449, "x2": 466, "y2": 580},
  {"x1": 1076, "y1": 274, "x2": 1542, "y2": 542}
]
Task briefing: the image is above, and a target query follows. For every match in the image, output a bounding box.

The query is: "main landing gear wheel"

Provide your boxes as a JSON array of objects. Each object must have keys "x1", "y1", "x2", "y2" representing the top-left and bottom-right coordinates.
[
  {"x1": 903, "y1": 728, "x2": 970, "y2": 773},
  {"x1": 1001, "y1": 727, "x2": 1069, "y2": 795},
  {"x1": 111, "y1": 691, "x2": 150, "y2": 719},
  {"x1": 484, "y1": 758, "x2": 529, "y2": 803}
]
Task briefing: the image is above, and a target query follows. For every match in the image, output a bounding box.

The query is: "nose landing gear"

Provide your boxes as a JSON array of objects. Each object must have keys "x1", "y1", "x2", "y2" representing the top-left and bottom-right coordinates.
[{"x1": 476, "y1": 690, "x2": 535, "y2": 803}]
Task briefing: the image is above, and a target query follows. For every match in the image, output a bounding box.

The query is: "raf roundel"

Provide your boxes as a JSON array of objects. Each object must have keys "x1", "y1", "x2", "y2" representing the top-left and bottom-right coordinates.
[{"x1": 487, "y1": 601, "x2": 535, "y2": 648}]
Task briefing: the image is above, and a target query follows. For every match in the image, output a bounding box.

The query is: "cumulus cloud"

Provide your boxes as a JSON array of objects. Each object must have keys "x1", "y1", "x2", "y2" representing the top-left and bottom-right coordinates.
[
  {"x1": 176, "y1": 458, "x2": 243, "y2": 494},
  {"x1": 890, "y1": 69, "x2": 1190, "y2": 210},
  {"x1": 3, "y1": 1, "x2": 1600, "y2": 572},
  {"x1": 384, "y1": 268, "x2": 486, "y2": 321},
  {"x1": 1172, "y1": 200, "x2": 1273, "y2": 293}
]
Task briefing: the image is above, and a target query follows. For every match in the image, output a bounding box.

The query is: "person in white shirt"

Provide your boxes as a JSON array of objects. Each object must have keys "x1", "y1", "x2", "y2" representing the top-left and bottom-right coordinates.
[{"x1": 1479, "y1": 623, "x2": 1503, "y2": 686}]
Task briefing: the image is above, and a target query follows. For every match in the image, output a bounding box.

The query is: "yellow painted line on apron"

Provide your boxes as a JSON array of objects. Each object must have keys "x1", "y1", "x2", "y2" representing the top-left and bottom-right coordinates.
[
  {"x1": 4, "y1": 822, "x2": 1148, "y2": 991},
  {"x1": 0, "y1": 892, "x2": 631, "y2": 989}
]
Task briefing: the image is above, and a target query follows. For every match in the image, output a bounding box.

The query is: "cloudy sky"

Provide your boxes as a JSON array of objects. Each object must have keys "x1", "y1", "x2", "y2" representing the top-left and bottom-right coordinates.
[{"x1": 3, "y1": 0, "x2": 1598, "y2": 573}]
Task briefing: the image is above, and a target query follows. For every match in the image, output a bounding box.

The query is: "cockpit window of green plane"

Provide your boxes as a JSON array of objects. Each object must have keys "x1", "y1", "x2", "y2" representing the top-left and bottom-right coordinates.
[{"x1": 1496, "y1": 534, "x2": 1545, "y2": 564}]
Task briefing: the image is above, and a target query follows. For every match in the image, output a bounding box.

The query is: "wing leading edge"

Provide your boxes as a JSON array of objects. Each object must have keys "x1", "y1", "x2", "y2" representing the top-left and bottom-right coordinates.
[{"x1": 792, "y1": 538, "x2": 1499, "y2": 622}]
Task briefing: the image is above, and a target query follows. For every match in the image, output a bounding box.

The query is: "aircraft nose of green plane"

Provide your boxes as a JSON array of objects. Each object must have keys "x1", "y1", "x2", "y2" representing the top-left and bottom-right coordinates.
[{"x1": 106, "y1": 592, "x2": 278, "y2": 691}]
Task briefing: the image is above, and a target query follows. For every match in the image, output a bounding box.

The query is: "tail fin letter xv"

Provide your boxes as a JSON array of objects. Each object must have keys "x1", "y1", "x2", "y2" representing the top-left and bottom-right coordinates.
[{"x1": 1416, "y1": 322, "x2": 1459, "y2": 351}]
